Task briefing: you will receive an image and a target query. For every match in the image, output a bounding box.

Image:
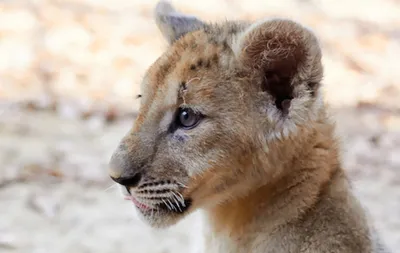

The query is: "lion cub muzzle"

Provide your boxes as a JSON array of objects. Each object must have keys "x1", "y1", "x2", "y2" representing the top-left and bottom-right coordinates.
[{"x1": 108, "y1": 141, "x2": 144, "y2": 188}]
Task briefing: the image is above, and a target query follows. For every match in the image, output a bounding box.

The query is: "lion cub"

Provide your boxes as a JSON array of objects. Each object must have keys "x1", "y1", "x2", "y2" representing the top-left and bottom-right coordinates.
[{"x1": 108, "y1": 1, "x2": 390, "y2": 252}]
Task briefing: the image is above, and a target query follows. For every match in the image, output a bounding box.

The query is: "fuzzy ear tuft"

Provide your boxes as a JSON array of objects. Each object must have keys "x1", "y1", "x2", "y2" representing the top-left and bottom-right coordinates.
[
  {"x1": 235, "y1": 19, "x2": 323, "y2": 112},
  {"x1": 154, "y1": 1, "x2": 205, "y2": 44}
]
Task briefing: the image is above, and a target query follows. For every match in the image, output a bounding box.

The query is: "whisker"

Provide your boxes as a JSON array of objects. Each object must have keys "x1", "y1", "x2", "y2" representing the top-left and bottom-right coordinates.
[
  {"x1": 171, "y1": 195, "x2": 182, "y2": 212},
  {"x1": 172, "y1": 191, "x2": 185, "y2": 206},
  {"x1": 171, "y1": 192, "x2": 180, "y2": 203},
  {"x1": 103, "y1": 183, "x2": 118, "y2": 192},
  {"x1": 162, "y1": 199, "x2": 172, "y2": 211},
  {"x1": 177, "y1": 182, "x2": 188, "y2": 188},
  {"x1": 167, "y1": 199, "x2": 177, "y2": 211},
  {"x1": 173, "y1": 191, "x2": 185, "y2": 206},
  {"x1": 187, "y1": 77, "x2": 201, "y2": 85},
  {"x1": 136, "y1": 193, "x2": 174, "y2": 199}
]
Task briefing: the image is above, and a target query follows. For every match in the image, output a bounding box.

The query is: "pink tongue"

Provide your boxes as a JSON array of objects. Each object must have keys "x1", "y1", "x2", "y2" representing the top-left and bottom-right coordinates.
[{"x1": 124, "y1": 196, "x2": 150, "y2": 210}]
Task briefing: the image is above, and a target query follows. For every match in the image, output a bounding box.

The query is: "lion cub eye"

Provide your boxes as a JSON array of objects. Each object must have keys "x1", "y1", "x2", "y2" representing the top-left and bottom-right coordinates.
[{"x1": 177, "y1": 108, "x2": 201, "y2": 129}]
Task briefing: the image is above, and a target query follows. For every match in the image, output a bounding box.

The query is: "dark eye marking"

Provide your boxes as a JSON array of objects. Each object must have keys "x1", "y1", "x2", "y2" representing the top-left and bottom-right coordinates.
[
  {"x1": 181, "y1": 81, "x2": 187, "y2": 91},
  {"x1": 173, "y1": 135, "x2": 187, "y2": 142},
  {"x1": 136, "y1": 94, "x2": 142, "y2": 99}
]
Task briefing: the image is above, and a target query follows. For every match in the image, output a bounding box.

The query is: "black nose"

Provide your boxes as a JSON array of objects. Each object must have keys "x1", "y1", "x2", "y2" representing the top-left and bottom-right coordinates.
[{"x1": 110, "y1": 173, "x2": 142, "y2": 187}]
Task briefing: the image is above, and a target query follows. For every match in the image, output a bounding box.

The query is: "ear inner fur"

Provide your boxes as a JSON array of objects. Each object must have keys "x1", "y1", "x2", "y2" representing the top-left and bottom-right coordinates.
[{"x1": 237, "y1": 19, "x2": 323, "y2": 113}]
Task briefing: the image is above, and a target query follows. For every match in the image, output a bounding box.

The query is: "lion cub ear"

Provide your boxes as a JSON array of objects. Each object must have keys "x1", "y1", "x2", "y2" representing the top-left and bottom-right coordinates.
[
  {"x1": 234, "y1": 19, "x2": 323, "y2": 116},
  {"x1": 154, "y1": 1, "x2": 205, "y2": 44}
]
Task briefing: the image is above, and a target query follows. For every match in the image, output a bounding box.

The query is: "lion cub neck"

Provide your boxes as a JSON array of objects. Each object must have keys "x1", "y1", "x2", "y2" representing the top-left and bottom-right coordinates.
[{"x1": 204, "y1": 122, "x2": 340, "y2": 244}]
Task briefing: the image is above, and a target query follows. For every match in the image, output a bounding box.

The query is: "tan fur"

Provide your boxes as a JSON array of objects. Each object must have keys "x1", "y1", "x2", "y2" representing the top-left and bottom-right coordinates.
[{"x1": 108, "y1": 1, "x2": 390, "y2": 252}]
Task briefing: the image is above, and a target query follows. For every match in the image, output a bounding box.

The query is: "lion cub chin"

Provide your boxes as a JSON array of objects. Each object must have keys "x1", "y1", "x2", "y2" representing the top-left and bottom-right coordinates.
[{"x1": 108, "y1": 1, "x2": 391, "y2": 252}]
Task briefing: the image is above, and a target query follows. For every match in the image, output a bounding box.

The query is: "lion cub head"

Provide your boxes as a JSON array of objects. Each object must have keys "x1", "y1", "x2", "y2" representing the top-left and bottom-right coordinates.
[{"x1": 108, "y1": 1, "x2": 324, "y2": 228}]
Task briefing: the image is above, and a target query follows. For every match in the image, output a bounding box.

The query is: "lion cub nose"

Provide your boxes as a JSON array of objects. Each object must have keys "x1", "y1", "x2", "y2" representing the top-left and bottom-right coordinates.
[
  {"x1": 110, "y1": 173, "x2": 142, "y2": 188},
  {"x1": 108, "y1": 151, "x2": 142, "y2": 187}
]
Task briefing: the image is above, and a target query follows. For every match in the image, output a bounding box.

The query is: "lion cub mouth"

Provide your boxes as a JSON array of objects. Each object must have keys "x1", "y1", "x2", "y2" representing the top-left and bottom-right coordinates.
[
  {"x1": 124, "y1": 195, "x2": 152, "y2": 211},
  {"x1": 122, "y1": 186, "x2": 153, "y2": 211},
  {"x1": 121, "y1": 185, "x2": 192, "y2": 214}
]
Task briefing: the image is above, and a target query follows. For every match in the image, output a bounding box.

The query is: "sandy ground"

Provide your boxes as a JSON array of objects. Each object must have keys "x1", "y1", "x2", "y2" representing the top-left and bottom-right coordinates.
[{"x1": 0, "y1": 0, "x2": 399, "y2": 252}]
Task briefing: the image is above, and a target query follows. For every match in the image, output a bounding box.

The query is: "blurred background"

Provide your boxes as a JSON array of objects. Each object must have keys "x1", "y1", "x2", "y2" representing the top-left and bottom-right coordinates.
[{"x1": 0, "y1": 0, "x2": 399, "y2": 252}]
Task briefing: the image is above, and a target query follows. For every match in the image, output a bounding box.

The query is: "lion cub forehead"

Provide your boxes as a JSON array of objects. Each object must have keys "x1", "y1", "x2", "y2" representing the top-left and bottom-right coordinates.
[
  {"x1": 169, "y1": 30, "x2": 232, "y2": 80},
  {"x1": 144, "y1": 30, "x2": 234, "y2": 99}
]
